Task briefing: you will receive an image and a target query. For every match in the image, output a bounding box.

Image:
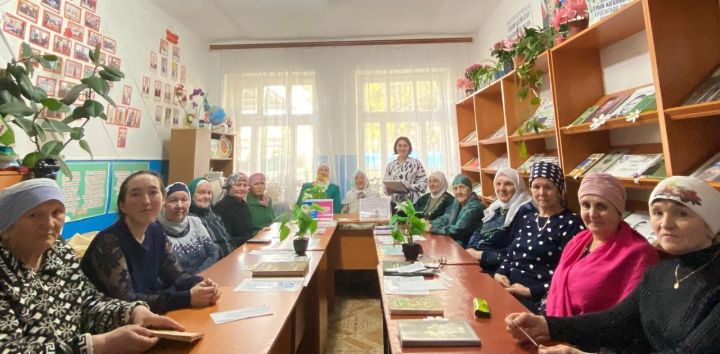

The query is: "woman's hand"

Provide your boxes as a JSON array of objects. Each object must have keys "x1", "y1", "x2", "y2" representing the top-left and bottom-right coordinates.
[
  {"x1": 506, "y1": 283, "x2": 532, "y2": 298},
  {"x1": 466, "y1": 249, "x2": 483, "y2": 260},
  {"x1": 131, "y1": 306, "x2": 184, "y2": 331},
  {"x1": 505, "y1": 312, "x2": 550, "y2": 344},
  {"x1": 539, "y1": 344, "x2": 588, "y2": 354},
  {"x1": 92, "y1": 325, "x2": 159, "y2": 353},
  {"x1": 494, "y1": 273, "x2": 511, "y2": 288},
  {"x1": 190, "y1": 278, "x2": 221, "y2": 307}
]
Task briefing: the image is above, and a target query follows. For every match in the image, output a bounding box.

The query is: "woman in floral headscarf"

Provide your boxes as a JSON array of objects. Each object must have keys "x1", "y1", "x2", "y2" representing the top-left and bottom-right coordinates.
[
  {"x1": 247, "y1": 173, "x2": 276, "y2": 233},
  {"x1": 213, "y1": 172, "x2": 254, "y2": 244},
  {"x1": 296, "y1": 162, "x2": 342, "y2": 213}
]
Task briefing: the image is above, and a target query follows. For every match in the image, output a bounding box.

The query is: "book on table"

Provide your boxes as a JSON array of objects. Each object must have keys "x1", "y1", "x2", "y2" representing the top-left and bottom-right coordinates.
[
  {"x1": 397, "y1": 319, "x2": 481, "y2": 347},
  {"x1": 586, "y1": 149, "x2": 630, "y2": 174},
  {"x1": 252, "y1": 260, "x2": 309, "y2": 277},
  {"x1": 604, "y1": 153, "x2": 664, "y2": 178},
  {"x1": 148, "y1": 329, "x2": 204, "y2": 343},
  {"x1": 606, "y1": 85, "x2": 656, "y2": 119},
  {"x1": 569, "y1": 153, "x2": 606, "y2": 178},
  {"x1": 388, "y1": 295, "x2": 444, "y2": 315},
  {"x1": 691, "y1": 151, "x2": 720, "y2": 182}
]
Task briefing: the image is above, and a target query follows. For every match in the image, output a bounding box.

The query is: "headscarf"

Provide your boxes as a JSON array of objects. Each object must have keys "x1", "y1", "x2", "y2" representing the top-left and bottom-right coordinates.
[
  {"x1": 649, "y1": 176, "x2": 720, "y2": 235},
  {"x1": 166, "y1": 182, "x2": 190, "y2": 199},
  {"x1": 248, "y1": 173, "x2": 270, "y2": 207},
  {"x1": 529, "y1": 161, "x2": 565, "y2": 194},
  {"x1": 160, "y1": 182, "x2": 191, "y2": 234},
  {"x1": 224, "y1": 172, "x2": 248, "y2": 191},
  {"x1": 452, "y1": 174, "x2": 473, "y2": 189},
  {"x1": 428, "y1": 171, "x2": 449, "y2": 199},
  {"x1": 578, "y1": 173, "x2": 626, "y2": 215},
  {"x1": 342, "y1": 170, "x2": 375, "y2": 207},
  {"x1": 483, "y1": 168, "x2": 532, "y2": 227},
  {"x1": 188, "y1": 177, "x2": 212, "y2": 210},
  {"x1": 316, "y1": 161, "x2": 331, "y2": 186},
  {"x1": 0, "y1": 178, "x2": 64, "y2": 233}
]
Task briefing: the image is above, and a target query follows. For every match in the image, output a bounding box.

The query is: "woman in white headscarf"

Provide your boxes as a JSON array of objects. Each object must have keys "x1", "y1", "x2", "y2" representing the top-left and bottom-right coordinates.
[
  {"x1": 341, "y1": 170, "x2": 379, "y2": 214},
  {"x1": 413, "y1": 171, "x2": 454, "y2": 221}
]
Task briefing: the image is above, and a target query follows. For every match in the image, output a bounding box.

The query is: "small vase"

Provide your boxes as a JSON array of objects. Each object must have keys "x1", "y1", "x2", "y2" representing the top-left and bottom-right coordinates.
[
  {"x1": 567, "y1": 18, "x2": 589, "y2": 37},
  {"x1": 293, "y1": 238, "x2": 309, "y2": 256},
  {"x1": 402, "y1": 243, "x2": 422, "y2": 261},
  {"x1": 33, "y1": 158, "x2": 60, "y2": 180}
]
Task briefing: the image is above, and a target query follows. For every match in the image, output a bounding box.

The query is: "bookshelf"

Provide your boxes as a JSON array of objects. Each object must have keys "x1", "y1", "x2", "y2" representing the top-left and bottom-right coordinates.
[
  {"x1": 168, "y1": 128, "x2": 236, "y2": 184},
  {"x1": 454, "y1": 0, "x2": 720, "y2": 212}
]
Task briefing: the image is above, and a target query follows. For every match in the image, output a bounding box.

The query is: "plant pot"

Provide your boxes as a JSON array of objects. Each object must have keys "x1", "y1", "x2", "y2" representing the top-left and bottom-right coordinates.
[
  {"x1": 402, "y1": 243, "x2": 422, "y2": 261},
  {"x1": 0, "y1": 170, "x2": 29, "y2": 188},
  {"x1": 33, "y1": 158, "x2": 61, "y2": 180},
  {"x1": 567, "y1": 18, "x2": 589, "y2": 37},
  {"x1": 512, "y1": 55, "x2": 525, "y2": 69},
  {"x1": 293, "y1": 238, "x2": 309, "y2": 256}
]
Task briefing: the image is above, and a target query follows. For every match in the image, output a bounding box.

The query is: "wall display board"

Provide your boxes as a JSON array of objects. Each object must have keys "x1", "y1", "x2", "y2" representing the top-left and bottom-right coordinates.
[{"x1": 57, "y1": 161, "x2": 110, "y2": 221}]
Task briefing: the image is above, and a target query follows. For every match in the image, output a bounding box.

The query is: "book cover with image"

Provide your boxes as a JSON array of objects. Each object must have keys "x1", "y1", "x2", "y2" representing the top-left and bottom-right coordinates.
[
  {"x1": 604, "y1": 154, "x2": 663, "y2": 178},
  {"x1": 607, "y1": 85, "x2": 656, "y2": 119},
  {"x1": 569, "y1": 153, "x2": 606, "y2": 178},
  {"x1": 586, "y1": 149, "x2": 630, "y2": 174},
  {"x1": 487, "y1": 153, "x2": 509, "y2": 171},
  {"x1": 397, "y1": 319, "x2": 481, "y2": 347}
]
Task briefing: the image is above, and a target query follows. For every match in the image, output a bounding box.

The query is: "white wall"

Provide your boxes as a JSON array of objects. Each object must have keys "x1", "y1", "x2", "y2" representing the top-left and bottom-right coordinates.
[{"x1": 0, "y1": 0, "x2": 220, "y2": 161}]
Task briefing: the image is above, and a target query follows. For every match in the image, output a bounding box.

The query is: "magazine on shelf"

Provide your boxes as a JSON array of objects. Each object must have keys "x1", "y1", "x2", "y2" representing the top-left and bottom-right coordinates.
[
  {"x1": 690, "y1": 151, "x2": 720, "y2": 182},
  {"x1": 538, "y1": 155, "x2": 559, "y2": 166},
  {"x1": 645, "y1": 159, "x2": 667, "y2": 179},
  {"x1": 516, "y1": 154, "x2": 545, "y2": 174},
  {"x1": 397, "y1": 319, "x2": 481, "y2": 347},
  {"x1": 624, "y1": 211, "x2": 657, "y2": 245},
  {"x1": 472, "y1": 182, "x2": 482, "y2": 195},
  {"x1": 461, "y1": 131, "x2": 478, "y2": 143},
  {"x1": 579, "y1": 93, "x2": 632, "y2": 125},
  {"x1": 569, "y1": 153, "x2": 606, "y2": 178},
  {"x1": 529, "y1": 99, "x2": 555, "y2": 130},
  {"x1": 487, "y1": 153, "x2": 509, "y2": 171},
  {"x1": 683, "y1": 66, "x2": 720, "y2": 105},
  {"x1": 486, "y1": 126, "x2": 506, "y2": 140},
  {"x1": 463, "y1": 158, "x2": 480, "y2": 169},
  {"x1": 570, "y1": 105, "x2": 599, "y2": 126},
  {"x1": 631, "y1": 94, "x2": 657, "y2": 113},
  {"x1": 586, "y1": 149, "x2": 630, "y2": 174},
  {"x1": 607, "y1": 85, "x2": 656, "y2": 119},
  {"x1": 604, "y1": 154, "x2": 664, "y2": 178}
]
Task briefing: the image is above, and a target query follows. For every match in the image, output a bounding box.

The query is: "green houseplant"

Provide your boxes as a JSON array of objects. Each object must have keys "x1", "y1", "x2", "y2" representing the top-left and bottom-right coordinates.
[
  {"x1": 278, "y1": 203, "x2": 325, "y2": 256},
  {"x1": 390, "y1": 200, "x2": 427, "y2": 261},
  {"x1": 0, "y1": 43, "x2": 124, "y2": 179}
]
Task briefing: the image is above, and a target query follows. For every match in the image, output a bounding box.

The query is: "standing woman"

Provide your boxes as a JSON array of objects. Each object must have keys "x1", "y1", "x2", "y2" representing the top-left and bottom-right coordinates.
[
  {"x1": 188, "y1": 177, "x2": 233, "y2": 257},
  {"x1": 341, "y1": 170, "x2": 379, "y2": 214},
  {"x1": 82, "y1": 171, "x2": 221, "y2": 314},
  {"x1": 414, "y1": 171, "x2": 454, "y2": 221},
  {"x1": 429, "y1": 175, "x2": 485, "y2": 247},
  {"x1": 248, "y1": 173, "x2": 277, "y2": 232},
  {"x1": 493, "y1": 162, "x2": 585, "y2": 313},
  {"x1": 384, "y1": 136, "x2": 428, "y2": 206},
  {"x1": 296, "y1": 162, "x2": 342, "y2": 213},
  {"x1": 213, "y1": 172, "x2": 254, "y2": 245},
  {"x1": 157, "y1": 182, "x2": 220, "y2": 274}
]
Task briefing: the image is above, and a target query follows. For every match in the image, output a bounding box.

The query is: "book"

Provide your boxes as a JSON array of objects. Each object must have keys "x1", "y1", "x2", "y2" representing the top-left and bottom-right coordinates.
[
  {"x1": 517, "y1": 154, "x2": 545, "y2": 174},
  {"x1": 604, "y1": 154, "x2": 664, "y2": 178},
  {"x1": 586, "y1": 149, "x2": 630, "y2": 173},
  {"x1": 645, "y1": 159, "x2": 667, "y2": 179},
  {"x1": 251, "y1": 260, "x2": 309, "y2": 277},
  {"x1": 388, "y1": 295, "x2": 444, "y2": 315},
  {"x1": 486, "y1": 126, "x2": 506, "y2": 140},
  {"x1": 472, "y1": 182, "x2": 482, "y2": 195},
  {"x1": 529, "y1": 99, "x2": 555, "y2": 131},
  {"x1": 397, "y1": 319, "x2": 481, "y2": 347},
  {"x1": 683, "y1": 66, "x2": 720, "y2": 105},
  {"x1": 569, "y1": 153, "x2": 606, "y2": 178},
  {"x1": 461, "y1": 131, "x2": 478, "y2": 143},
  {"x1": 691, "y1": 151, "x2": 720, "y2": 182},
  {"x1": 246, "y1": 238, "x2": 273, "y2": 244},
  {"x1": 148, "y1": 329, "x2": 204, "y2": 343},
  {"x1": 582, "y1": 93, "x2": 632, "y2": 124},
  {"x1": 487, "y1": 153, "x2": 509, "y2": 170},
  {"x1": 607, "y1": 85, "x2": 656, "y2": 119},
  {"x1": 383, "y1": 261, "x2": 435, "y2": 276},
  {"x1": 383, "y1": 180, "x2": 409, "y2": 193},
  {"x1": 463, "y1": 158, "x2": 480, "y2": 169},
  {"x1": 624, "y1": 211, "x2": 657, "y2": 245},
  {"x1": 630, "y1": 94, "x2": 657, "y2": 113},
  {"x1": 570, "y1": 105, "x2": 599, "y2": 126}
]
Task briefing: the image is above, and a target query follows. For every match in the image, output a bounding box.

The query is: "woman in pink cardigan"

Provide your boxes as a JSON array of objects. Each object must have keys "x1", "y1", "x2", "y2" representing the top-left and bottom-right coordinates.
[{"x1": 545, "y1": 173, "x2": 658, "y2": 317}]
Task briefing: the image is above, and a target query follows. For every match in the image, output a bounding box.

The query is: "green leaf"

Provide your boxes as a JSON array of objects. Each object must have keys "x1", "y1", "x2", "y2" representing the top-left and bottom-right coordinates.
[
  {"x1": 82, "y1": 100, "x2": 105, "y2": 117},
  {"x1": 89, "y1": 45, "x2": 101, "y2": 65},
  {"x1": 279, "y1": 223, "x2": 290, "y2": 242},
  {"x1": 71, "y1": 106, "x2": 90, "y2": 119},
  {"x1": 33, "y1": 121, "x2": 46, "y2": 141},
  {"x1": 517, "y1": 86, "x2": 529, "y2": 99},
  {"x1": 98, "y1": 70, "x2": 122, "y2": 82},
  {"x1": 0, "y1": 101, "x2": 35, "y2": 116},
  {"x1": 40, "y1": 98, "x2": 67, "y2": 111},
  {"x1": 100, "y1": 65, "x2": 125, "y2": 79},
  {"x1": 54, "y1": 157, "x2": 72, "y2": 180},
  {"x1": 40, "y1": 140, "x2": 64, "y2": 157},
  {"x1": 78, "y1": 139, "x2": 93, "y2": 159},
  {"x1": 12, "y1": 116, "x2": 34, "y2": 134},
  {"x1": 519, "y1": 141, "x2": 528, "y2": 159},
  {"x1": 0, "y1": 118, "x2": 14, "y2": 145},
  {"x1": 69, "y1": 127, "x2": 84, "y2": 140},
  {"x1": 37, "y1": 57, "x2": 52, "y2": 69},
  {"x1": 8, "y1": 66, "x2": 37, "y2": 101},
  {"x1": 81, "y1": 76, "x2": 109, "y2": 96},
  {"x1": 530, "y1": 96, "x2": 541, "y2": 106},
  {"x1": 21, "y1": 43, "x2": 33, "y2": 60},
  {"x1": 21, "y1": 151, "x2": 42, "y2": 168},
  {"x1": 59, "y1": 84, "x2": 88, "y2": 105},
  {"x1": 42, "y1": 54, "x2": 58, "y2": 62},
  {"x1": 41, "y1": 119, "x2": 72, "y2": 133}
]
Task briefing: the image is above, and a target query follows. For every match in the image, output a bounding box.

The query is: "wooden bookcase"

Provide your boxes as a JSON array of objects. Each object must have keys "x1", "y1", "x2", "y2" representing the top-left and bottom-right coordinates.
[
  {"x1": 455, "y1": 0, "x2": 720, "y2": 211},
  {"x1": 168, "y1": 128, "x2": 236, "y2": 184}
]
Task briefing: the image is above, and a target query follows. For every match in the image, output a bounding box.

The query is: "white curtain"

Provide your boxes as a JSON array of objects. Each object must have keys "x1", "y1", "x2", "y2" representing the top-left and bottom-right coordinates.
[{"x1": 219, "y1": 43, "x2": 471, "y2": 208}]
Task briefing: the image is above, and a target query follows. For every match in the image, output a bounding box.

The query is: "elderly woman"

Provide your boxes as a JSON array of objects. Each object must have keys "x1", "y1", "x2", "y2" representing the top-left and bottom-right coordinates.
[
  {"x1": 296, "y1": 162, "x2": 342, "y2": 213},
  {"x1": 465, "y1": 168, "x2": 534, "y2": 273},
  {"x1": 158, "y1": 182, "x2": 221, "y2": 274},
  {"x1": 341, "y1": 170, "x2": 380, "y2": 214},
  {"x1": 82, "y1": 171, "x2": 221, "y2": 314},
  {"x1": 506, "y1": 176, "x2": 720, "y2": 353},
  {"x1": 493, "y1": 162, "x2": 585, "y2": 313},
  {"x1": 428, "y1": 174, "x2": 485, "y2": 247},
  {"x1": 414, "y1": 171, "x2": 454, "y2": 221},
  {"x1": 188, "y1": 177, "x2": 233, "y2": 256},
  {"x1": 213, "y1": 172, "x2": 254, "y2": 244},
  {"x1": 0, "y1": 179, "x2": 184, "y2": 353},
  {"x1": 248, "y1": 173, "x2": 277, "y2": 231},
  {"x1": 384, "y1": 136, "x2": 429, "y2": 205},
  {"x1": 545, "y1": 173, "x2": 658, "y2": 317}
]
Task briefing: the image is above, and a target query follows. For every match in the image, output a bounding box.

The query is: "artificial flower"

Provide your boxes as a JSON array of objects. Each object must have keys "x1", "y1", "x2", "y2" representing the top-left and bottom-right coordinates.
[{"x1": 625, "y1": 110, "x2": 641, "y2": 123}]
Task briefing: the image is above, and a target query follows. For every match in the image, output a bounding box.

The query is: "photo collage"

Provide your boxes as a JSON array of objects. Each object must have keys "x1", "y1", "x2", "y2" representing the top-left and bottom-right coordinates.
[{"x1": 146, "y1": 35, "x2": 187, "y2": 128}]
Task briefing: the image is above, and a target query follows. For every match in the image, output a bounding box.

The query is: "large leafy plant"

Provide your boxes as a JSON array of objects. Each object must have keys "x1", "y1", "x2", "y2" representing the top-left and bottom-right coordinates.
[
  {"x1": 0, "y1": 43, "x2": 124, "y2": 178},
  {"x1": 390, "y1": 201, "x2": 427, "y2": 244},
  {"x1": 278, "y1": 203, "x2": 325, "y2": 241}
]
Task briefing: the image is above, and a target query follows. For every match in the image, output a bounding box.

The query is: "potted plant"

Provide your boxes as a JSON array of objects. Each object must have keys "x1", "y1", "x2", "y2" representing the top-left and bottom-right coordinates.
[
  {"x1": 551, "y1": 0, "x2": 589, "y2": 42},
  {"x1": 456, "y1": 77, "x2": 474, "y2": 96},
  {"x1": 0, "y1": 43, "x2": 124, "y2": 180},
  {"x1": 490, "y1": 38, "x2": 516, "y2": 76},
  {"x1": 390, "y1": 201, "x2": 427, "y2": 261},
  {"x1": 278, "y1": 203, "x2": 325, "y2": 256},
  {"x1": 464, "y1": 63, "x2": 498, "y2": 92}
]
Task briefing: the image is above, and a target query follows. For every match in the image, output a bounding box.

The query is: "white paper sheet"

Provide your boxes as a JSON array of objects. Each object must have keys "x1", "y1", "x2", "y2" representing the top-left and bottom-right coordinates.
[
  {"x1": 234, "y1": 278, "x2": 304, "y2": 292},
  {"x1": 210, "y1": 304, "x2": 273, "y2": 324}
]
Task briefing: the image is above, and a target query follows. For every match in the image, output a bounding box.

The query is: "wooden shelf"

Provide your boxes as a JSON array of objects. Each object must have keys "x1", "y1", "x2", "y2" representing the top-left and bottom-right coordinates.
[
  {"x1": 482, "y1": 196, "x2": 496, "y2": 204},
  {"x1": 461, "y1": 166, "x2": 480, "y2": 173},
  {"x1": 710, "y1": 181, "x2": 720, "y2": 191},
  {"x1": 481, "y1": 168, "x2": 497, "y2": 175},
  {"x1": 553, "y1": 0, "x2": 644, "y2": 52},
  {"x1": 567, "y1": 174, "x2": 663, "y2": 189},
  {"x1": 460, "y1": 142, "x2": 478, "y2": 147},
  {"x1": 210, "y1": 130, "x2": 236, "y2": 137},
  {"x1": 560, "y1": 111, "x2": 659, "y2": 135},
  {"x1": 508, "y1": 129, "x2": 555, "y2": 142},
  {"x1": 474, "y1": 78, "x2": 502, "y2": 96},
  {"x1": 478, "y1": 136, "x2": 506, "y2": 145},
  {"x1": 665, "y1": 101, "x2": 720, "y2": 121}
]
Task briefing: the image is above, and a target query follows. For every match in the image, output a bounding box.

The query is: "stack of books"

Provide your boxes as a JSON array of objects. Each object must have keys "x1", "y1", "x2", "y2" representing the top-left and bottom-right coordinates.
[{"x1": 569, "y1": 151, "x2": 665, "y2": 179}]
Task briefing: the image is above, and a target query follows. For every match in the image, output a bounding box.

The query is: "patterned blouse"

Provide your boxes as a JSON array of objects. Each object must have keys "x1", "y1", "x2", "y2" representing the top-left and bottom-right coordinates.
[
  {"x1": 384, "y1": 157, "x2": 429, "y2": 204},
  {"x1": 0, "y1": 240, "x2": 143, "y2": 353}
]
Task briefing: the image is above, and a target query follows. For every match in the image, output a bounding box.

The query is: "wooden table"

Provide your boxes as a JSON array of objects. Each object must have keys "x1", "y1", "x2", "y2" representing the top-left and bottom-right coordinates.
[
  {"x1": 334, "y1": 214, "x2": 387, "y2": 270},
  {"x1": 379, "y1": 233, "x2": 480, "y2": 266}
]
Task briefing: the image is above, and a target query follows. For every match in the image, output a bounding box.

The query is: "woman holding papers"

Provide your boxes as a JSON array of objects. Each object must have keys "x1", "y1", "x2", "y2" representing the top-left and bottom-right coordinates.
[
  {"x1": 82, "y1": 171, "x2": 220, "y2": 314},
  {"x1": 414, "y1": 171, "x2": 454, "y2": 221},
  {"x1": 296, "y1": 162, "x2": 342, "y2": 213},
  {"x1": 384, "y1": 136, "x2": 428, "y2": 205},
  {"x1": 213, "y1": 172, "x2": 255, "y2": 244},
  {"x1": 506, "y1": 176, "x2": 720, "y2": 353},
  {"x1": 0, "y1": 179, "x2": 184, "y2": 353},
  {"x1": 341, "y1": 170, "x2": 379, "y2": 214},
  {"x1": 429, "y1": 174, "x2": 484, "y2": 247}
]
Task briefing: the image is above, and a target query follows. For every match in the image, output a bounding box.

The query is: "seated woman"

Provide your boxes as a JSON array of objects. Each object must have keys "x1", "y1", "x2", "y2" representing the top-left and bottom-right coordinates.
[
  {"x1": 188, "y1": 177, "x2": 233, "y2": 256},
  {"x1": 465, "y1": 168, "x2": 533, "y2": 273},
  {"x1": 341, "y1": 170, "x2": 380, "y2": 214},
  {"x1": 429, "y1": 174, "x2": 485, "y2": 247},
  {"x1": 506, "y1": 176, "x2": 720, "y2": 353},
  {"x1": 82, "y1": 171, "x2": 221, "y2": 314},
  {"x1": 545, "y1": 172, "x2": 658, "y2": 317},
  {"x1": 0, "y1": 179, "x2": 184, "y2": 353},
  {"x1": 296, "y1": 162, "x2": 342, "y2": 213},
  {"x1": 158, "y1": 182, "x2": 221, "y2": 274},
  {"x1": 247, "y1": 173, "x2": 277, "y2": 232},
  {"x1": 213, "y1": 172, "x2": 254, "y2": 245},
  {"x1": 414, "y1": 171, "x2": 454, "y2": 221},
  {"x1": 493, "y1": 162, "x2": 585, "y2": 313}
]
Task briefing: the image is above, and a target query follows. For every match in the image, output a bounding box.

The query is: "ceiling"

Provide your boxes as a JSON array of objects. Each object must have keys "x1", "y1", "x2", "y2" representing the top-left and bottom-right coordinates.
[{"x1": 149, "y1": 0, "x2": 502, "y2": 44}]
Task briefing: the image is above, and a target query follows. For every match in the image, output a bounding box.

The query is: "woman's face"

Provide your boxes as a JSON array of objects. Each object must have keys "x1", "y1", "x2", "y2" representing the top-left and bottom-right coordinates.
[
  {"x1": 580, "y1": 194, "x2": 621, "y2": 238},
  {"x1": 229, "y1": 180, "x2": 249, "y2": 200},
  {"x1": 354, "y1": 173, "x2": 367, "y2": 189},
  {"x1": 164, "y1": 192, "x2": 190, "y2": 222},
  {"x1": 531, "y1": 177, "x2": 562, "y2": 212},
  {"x1": 317, "y1": 165, "x2": 330, "y2": 181},
  {"x1": 119, "y1": 174, "x2": 164, "y2": 226},
  {"x1": 192, "y1": 182, "x2": 213, "y2": 209},
  {"x1": 494, "y1": 175, "x2": 516, "y2": 204},
  {"x1": 429, "y1": 176, "x2": 443, "y2": 194},
  {"x1": 3, "y1": 200, "x2": 65, "y2": 256},
  {"x1": 453, "y1": 184, "x2": 471, "y2": 204},
  {"x1": 251, "y1": 181, "x2": 266, "y2": 196},
  {"x1": 650, "y1": 200, "x2": 713, "y2": 255},
  {"x1": 395, "y1": 140, "x2": 410, "y2": 158}
]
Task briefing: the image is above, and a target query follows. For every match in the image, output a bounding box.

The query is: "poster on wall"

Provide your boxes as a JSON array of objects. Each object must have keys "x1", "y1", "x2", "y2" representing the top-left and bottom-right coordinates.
[
  {"x1": 117, "y1": 126, "x2": 127, "y2": 148},
  {"x1": 57, "y1": 162, "x2": 111, "y2": 221},
  {"x1": 587, "y1": 0, "x2": 633, "y2": 24},
  {"x1": 506, "y1": 2, "x2": 534, "y2": 39},
  {"x1": 108, "y1": 161, "x2": 150, "y2": 213}
]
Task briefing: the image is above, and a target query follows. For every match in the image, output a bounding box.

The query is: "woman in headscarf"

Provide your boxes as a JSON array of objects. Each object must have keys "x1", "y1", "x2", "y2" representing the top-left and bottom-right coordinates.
[
  {"x1": 465, "y1": 167, "x2": 534, "y2": 273},
  {"x1": 213, "y1": 172, "x2": 254, "y2": 244},
  {"x1": 341, "y1": 170, "x2": 379, "y2": 214},
  {"x1": 247, "y1": 173, "x2": 277, "y2": 232},
  {"x1": 384, "y1": 136, "x2": 428, "y2": 205},
  {"x1": 0, "y1": 178, "x2": 183, "y2": 353},
  {"x1": 428, "y1": 174, "x2": 485, "y2": 247},
  {"x1": 506, "y1": 176, "x2": 720, "y2": 353},
  {"x1": 413, "y1": 171, "x2": 454, "y2": 221},
  {"x1": 296, "y1": 162, "x2": 342, "y2": 213},
  {"x1": 158, "y1": 182, "x2": 221, "y2": 273},
  {"x1": 187, "y1": 177, "x2": 233, "y2": 256}
]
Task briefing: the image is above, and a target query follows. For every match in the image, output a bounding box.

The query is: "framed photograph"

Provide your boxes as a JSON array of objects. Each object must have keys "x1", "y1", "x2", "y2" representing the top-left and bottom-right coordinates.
[
  {"x1": 57, "y1": 80, "x2": 75, "y2": 99},
  {"x1": 160, "y1": 57, "x2": 168, "y2": 77},
  {"x1": 164, "y1": 107, "x2": 171, "y2": 126},
  {"x1": 180, "y1": 65, "x2": 187, "y2": 83},
  {"x1": 159, "y1": 39, "x2": 168, "y2": 56},
  {"x1": 41, "y1": 9, "x2": 62, "y2": 33},
  {"x1": 83, "y1": 65, "x2": 94, "y2": 78},
  {"x1": 52, "y1": 34, "x2": 71, "y2": 56},
  {"x1": 41, "y1": 0, "x2": 61, "y2": 13},
  {"x1": 63, "y1": 2, "x2": 81, "y2": 23},
  {"x1": 102, "y1": 36, "x2": 116, "y2": 53},
  {"x1": 122, "y1": 84, "x2": 132, "y2": 105},
  {"x1": 84, "y1": 11, "x2": 100, "y2": 31},
  {"x1": 155, "y1": 105, "x2": 162, "y2": 123},
  {"x1": 81, "y1": 0, "x2": 96, "y2": 13},
  {"x1": 164, "y1": 83, "x2": 171, "y2": 104},
  {"x1": 117, "y1": 127, "x2": 127, "y2": 148},
  {"x1": 36, "y1": 76, "x2": 57, "y2": 97},
  {"x1": 149, "y1": 52, "x2": 157, "y2": 72},
  {"x1": 44, "y1": 54, "x2": 63, "y2": 74},
  {"x1": 29, "y1": 25, "x2": 51, "y2": 49},
  {"x1": 64, "y1": 59, "x2": 82, "y2": 79},
  {"x1": 75, "y1": 90, "x2": 93, "y2": 104},
  {"x1": 171, "y1": 61, "x2": 178, "y2": 81},
  {"x1": 108, "y1": 55, "x2": 120, "y2": 70},
  {"x1": 126, "y1": 108, "x2": 136, "y2": 127},
  {"x1": 172, "y1": 108, "x2": 179, "y2": 127},
  {"x1": 117, "y1": 106, "x2": 127, "y2": 126},
  {"x1": 98, "y1": 51, "x2": 106, "y2": 65},
  {"x1": 172, "y1": 46, "x2": 180, "y2": 60},
  {"x1": 17, "y1": 0, "x2": 40, "y2": 22},
  {"x1": 87, "y1": 29, "x2": 102, "y2": 47},
  {"x1": 106, "y1": 104, "x2": 117, "y2": 125},
  {"x1": 3, "y1": 14, "x2": 27, "y2": 39},
  {"x1": 64, "y1": 20, "x2": 83, "y2": 41},
  {"x1": 73, "y1": 42, "x2": 90, "y2": 62},
  {"x1": 142, "y1": 76, "x2": 150, "y2": 96},
  {"x1": 18, "y1": 46, "x2": 39, "y2": 61}
]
